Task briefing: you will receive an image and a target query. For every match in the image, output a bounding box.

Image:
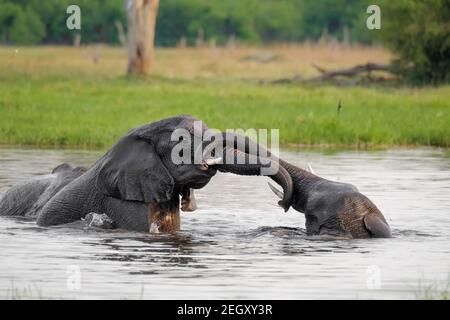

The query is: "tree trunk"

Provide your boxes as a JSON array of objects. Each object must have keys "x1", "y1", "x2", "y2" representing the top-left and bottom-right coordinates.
[{"x1": 126, "y1": 0, "x2": 160, "y2": 75}]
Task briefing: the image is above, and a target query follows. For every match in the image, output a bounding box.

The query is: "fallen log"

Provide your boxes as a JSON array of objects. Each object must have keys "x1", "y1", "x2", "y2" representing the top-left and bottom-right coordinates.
[
  {"x1": 271, "y1": 62, "x2": 394, "y2": 84},
  {"x1": 311, "y1": 63, "x2": 391, "y2": 81}
]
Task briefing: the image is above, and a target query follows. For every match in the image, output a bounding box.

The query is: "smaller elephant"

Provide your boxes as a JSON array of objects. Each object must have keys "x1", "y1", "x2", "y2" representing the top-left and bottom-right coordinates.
[
  {"x1": 210, "y1": 133, "x2": 392, "y2": 239},
  {"x1": 0, "y1": 163, "x2": 87, "y2": 218}
]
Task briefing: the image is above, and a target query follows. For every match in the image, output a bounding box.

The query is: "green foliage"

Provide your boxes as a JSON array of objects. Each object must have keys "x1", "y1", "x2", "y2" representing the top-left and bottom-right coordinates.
[
  {"x1": 156, "y1": 0, "x2": 286, "y2": 46},
  {"x1": 0, "y1": 0, "x2": 376, "y2": 46},
  {"x1": 300, "y1": 0, "x2": 368, "y2": 41},
  {"x1": 27, "y1": 0, "x2": 71, "y2": 44},
  {"x1": 0, "y1": 0, "x2": 125, "y2": 45},
  {"x1": 0, "y1": 1, "x2": 45, "y2": 44},
  {"x1": 76, "y1": 0, "x2": 126, "y2": 44},
  {"x1": 1, "y1": 0, "x2": 447, "y2": 84},
  {"x1": 252, "y1": 0, "x2": 303, "y2": 42},
  {"x1": 379, "y1": 0, "x2": 450, "y2": 84},
  {"x1": 156, "y1": 0, "x2": 372, "y2": 45}
]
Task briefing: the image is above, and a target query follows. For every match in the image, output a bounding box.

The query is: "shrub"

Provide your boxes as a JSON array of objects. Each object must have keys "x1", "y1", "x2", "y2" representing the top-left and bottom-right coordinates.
[{"x1": 379, "y1": 0, "x2": 450, "y2": 84}]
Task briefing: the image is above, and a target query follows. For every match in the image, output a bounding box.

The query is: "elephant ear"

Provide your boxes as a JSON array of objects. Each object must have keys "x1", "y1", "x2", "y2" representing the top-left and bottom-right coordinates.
[
  {"x1": 51, "y1": 163, "x2": 73, "y2": 174},
  {"x1": 364, "y1": 214, "x2": 392, "y2": 238},
  {"x1": 95, "y1": 135, "x2": 174, "y2": 204}
]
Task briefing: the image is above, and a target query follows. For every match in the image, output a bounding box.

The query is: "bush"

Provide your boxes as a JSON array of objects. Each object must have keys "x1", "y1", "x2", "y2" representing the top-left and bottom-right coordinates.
[
  {"x1": 379, "y1": 0, "x2": 450, "y2": 84},
  {"x1": 0, "y1": 2, "x2": 45, "y2": 44}
]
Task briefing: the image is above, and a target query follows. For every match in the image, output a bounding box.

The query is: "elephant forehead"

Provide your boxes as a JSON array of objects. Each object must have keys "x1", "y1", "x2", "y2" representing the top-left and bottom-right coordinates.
[
  {"x1": 183, "y1": 118, "x2": 209, "y2": 136},
  {"x1": 133, "y1": 115, "x2": 209, "y2": 139}
]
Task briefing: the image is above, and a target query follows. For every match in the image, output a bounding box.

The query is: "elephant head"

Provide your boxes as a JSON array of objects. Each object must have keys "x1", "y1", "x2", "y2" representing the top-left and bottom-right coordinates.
[
  {"x1": 208, "y1": 133, "x2": 391, "y2": 239},
  {"x1": 95, "y1": 115, "x2": 217, "y2": 204}
]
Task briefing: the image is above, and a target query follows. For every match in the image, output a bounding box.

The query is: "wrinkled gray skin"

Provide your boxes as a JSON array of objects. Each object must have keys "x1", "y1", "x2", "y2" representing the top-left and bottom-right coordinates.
[
  {"x1": 0, "y1": 115, "x2": 293, "y2": 232},
  {"x1": 210, "y1": 133, "x2": 392, "y2": 239},
  {"x1": 0, "y1": 163, "x2": 87, "y2": 218}
]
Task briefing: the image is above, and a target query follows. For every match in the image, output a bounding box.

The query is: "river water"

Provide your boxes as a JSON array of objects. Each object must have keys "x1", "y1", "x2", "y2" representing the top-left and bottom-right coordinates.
[{"x1": 0, "y1": 147, "x2": 449, "y2": 299}]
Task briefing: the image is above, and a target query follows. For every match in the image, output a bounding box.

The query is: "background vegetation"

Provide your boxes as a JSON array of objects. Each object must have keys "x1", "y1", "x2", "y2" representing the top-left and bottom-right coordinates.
[
  {"x1": 0, "y1": 0, "x2": 375, "y2": 46},
  {"x1": 1, "y1": 0, "x2": 448, "y2": 84},
  {"x1": 0, "y1": 1, "x2": 448, "y2": 148},
  {"x1": 0, "y1": 46, "x2": 448, "y2": 149},
  {"x1": 378, "y1": 0, "x2": 450, "y2": 84}
]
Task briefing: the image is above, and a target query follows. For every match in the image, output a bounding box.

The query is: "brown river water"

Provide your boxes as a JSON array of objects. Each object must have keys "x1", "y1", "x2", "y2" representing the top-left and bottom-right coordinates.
[{"x1": 0, "y1": 147, "x2": 449, "y2": 299}]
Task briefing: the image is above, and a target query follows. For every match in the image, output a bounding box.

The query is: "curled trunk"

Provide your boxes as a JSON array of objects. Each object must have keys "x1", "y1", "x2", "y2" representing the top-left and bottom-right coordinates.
[
  {"x1": 205, "y1": 145, "x2": 293, "y2": 211},
  {"x1": 216, "y1": 132, "x2": 321, "y2": 211}
]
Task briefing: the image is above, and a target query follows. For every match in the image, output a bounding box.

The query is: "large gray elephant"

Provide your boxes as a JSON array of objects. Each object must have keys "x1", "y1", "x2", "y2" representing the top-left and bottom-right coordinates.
[
  {"x1": 0, "y1": 115, "x2": 293, "y2": 233},
  {"x1": 209, "y1": 133, "x2": 392, "y2": 239}
]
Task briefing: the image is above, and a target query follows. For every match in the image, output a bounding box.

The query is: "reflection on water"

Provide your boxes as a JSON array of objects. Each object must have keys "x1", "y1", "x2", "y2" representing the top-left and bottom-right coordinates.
[{"x1": 0, "y1": 147, "x2": 449, "y2": 299}]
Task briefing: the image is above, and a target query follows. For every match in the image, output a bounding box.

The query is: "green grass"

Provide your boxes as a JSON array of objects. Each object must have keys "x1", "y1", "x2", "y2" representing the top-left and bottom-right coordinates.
[
  {"x1": 0, "y1": 46, "x2": 449, "y2": 149},
  {"x1": 5, "y1": 282, "x2": 43, "y2": 300},
  {"x1": 414, "y1": 276, "x2": 449, "y2": 300},
  {"x1": 1, "y1": 76, "x2": 448, "y2": 149}
]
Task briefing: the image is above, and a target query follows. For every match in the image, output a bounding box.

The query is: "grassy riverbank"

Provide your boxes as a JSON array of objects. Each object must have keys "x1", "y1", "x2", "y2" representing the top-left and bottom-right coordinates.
[{"x1": 0, "y1": 46, "x2": 449, "y2": 149}]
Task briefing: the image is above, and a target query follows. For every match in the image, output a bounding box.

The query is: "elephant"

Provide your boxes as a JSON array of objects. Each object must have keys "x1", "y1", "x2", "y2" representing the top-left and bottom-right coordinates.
[
  {"x1": 207, "y1": 133, "x2": 392, "y2": 239},
  {"x1": 0, "y1": 163, "x2": 87, "y2": 218},
  {"x1": 0, "y1": 115, "x2": 293, "y2": 233}
]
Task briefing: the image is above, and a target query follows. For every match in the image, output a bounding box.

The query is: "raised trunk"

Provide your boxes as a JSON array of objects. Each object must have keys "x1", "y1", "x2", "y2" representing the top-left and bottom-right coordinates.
[
  {"x1": 275, "y1": 160, "x2": 322, "y2": 213},
  {"x1": 127, "y1": 0, "x2": 160, "y2": 75},
  {"x1": 217, "y1": 132, "x2": 322, "y2": 212}
]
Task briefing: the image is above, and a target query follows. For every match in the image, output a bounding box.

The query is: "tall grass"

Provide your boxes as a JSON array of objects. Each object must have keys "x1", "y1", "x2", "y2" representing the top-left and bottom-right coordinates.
[
  {"x1": 415, "y1": 276, "x2": 449, "y2": 300},
  {"x1": 5, "y1": 282, "x2": 43, "y2": 300},
  {"x1": 0, "y1": 44, "x2": 391, "y2": 81}
]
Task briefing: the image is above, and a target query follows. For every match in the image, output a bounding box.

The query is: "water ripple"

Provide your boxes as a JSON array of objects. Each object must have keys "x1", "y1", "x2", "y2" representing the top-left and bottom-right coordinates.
[{"x1": 0, "y1": 147, "x2": 449, "y2": 299}]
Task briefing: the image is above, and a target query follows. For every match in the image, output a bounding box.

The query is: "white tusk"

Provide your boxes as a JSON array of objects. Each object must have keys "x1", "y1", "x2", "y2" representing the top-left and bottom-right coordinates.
[
  {"x1": 267, "y1": 182, "x2": 284, "y2": 199},
  {"x1": 307, "y1": 163, "x2": 315, "y2": 174},
  {"x1": 204, "y1": 157, "x2": 222, "y2": 166}
]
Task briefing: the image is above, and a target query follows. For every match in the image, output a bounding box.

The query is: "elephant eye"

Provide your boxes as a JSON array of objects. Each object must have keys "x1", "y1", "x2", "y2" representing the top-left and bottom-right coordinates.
[{"x1": 179, "y1": 149, "x2": 184, "y2": 157}]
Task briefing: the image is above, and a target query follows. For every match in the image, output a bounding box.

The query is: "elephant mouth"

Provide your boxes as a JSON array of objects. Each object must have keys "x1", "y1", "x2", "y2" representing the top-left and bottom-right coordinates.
[
  {"x1": 188, "y1": 177, "x2": 213, "y2": 189},
  {"x1": 201, "y1": 165, "x2": 218, "y2": 176}
]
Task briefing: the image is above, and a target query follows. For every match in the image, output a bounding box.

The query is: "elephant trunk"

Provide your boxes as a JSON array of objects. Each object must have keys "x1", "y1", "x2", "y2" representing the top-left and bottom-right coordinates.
[
  {"x1": 275, "y1": 161, "x2": 322, "y2": 213},
  {"x1": 198, "y1": 132, "x2": 297, "y2": 211},
  {"x1": 217, "y1": 132, "x2": 320, "y2": 212},
  {"x1": 213, "y1": 146, "x2": 293, "y2": 212}
]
